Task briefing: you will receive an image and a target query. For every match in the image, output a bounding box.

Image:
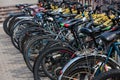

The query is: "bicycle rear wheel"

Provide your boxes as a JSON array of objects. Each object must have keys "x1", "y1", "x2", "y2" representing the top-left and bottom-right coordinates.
[
  {"x1": 93, "y1": 69, "x2": 120, "y2": 80},
  {"x1": 34, "y1": 47, "x2": 76, "y2": 80},
  {"x1": 59, "y1": 54, "x2": 120, "y2": 80}
]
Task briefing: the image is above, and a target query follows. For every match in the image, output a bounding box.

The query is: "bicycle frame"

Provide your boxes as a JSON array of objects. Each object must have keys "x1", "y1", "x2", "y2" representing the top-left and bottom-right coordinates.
[
  {"x1": 105, "y1": 42, "x2": 120, "y2": 64},
  {"x1": 93, "y1": 41, "x2": 120, "y2": 76},
  {"x1": 58, "y1": 41, "x2": 120, "y2": 80},
  {"x1": 58, "y1": 53, "x2": 120, "y2": 80}
]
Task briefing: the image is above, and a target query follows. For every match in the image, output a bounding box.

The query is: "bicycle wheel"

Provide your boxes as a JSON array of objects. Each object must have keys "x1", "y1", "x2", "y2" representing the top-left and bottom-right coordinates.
[
  {"x1": 11, "y1": 24, "x2": 43, "y2": 50},
  {"x1": 34, "y1": 47, "x2": 76, "y2": 80},
  {"x1": 18, "y1": 27, "x2": 46, "y2": 52},
  {"x1": 23, "y1": 35, "x2": 53, "y2": 72},
  {"x1": 10, "y1": 19, "x2": 32, "y2": 49},
  {"x1": 59, "y1": 54, "x2": 120, "y2": 80},
  {"x1": 10, "y1": 19, "x2": 38, "y2": 36},
  {"x1": 3, "y1": 15, "x2": 13, "y2": 36},
  {"x1": 8, "y1": 16, "x2": 21, "y2": 36},
  {"x1": 93, "y1": 69, "x2": 120, "y2": 80},
  {"x1": 60, "y1": 66, "x2": 93, "y2": 80}
]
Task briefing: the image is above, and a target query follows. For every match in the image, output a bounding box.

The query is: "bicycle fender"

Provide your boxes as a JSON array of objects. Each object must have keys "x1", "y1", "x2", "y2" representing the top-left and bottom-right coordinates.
[{"x1": 59, "y1": 54, "x2": 120, "y2": 80}]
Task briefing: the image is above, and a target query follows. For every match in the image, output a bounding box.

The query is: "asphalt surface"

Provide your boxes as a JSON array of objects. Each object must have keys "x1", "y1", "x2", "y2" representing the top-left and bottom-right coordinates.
[
  {"x1": 0, "y1": 0, "x2": 38, "y2": 6},
  {"x1": 0, "y1": 23, "x2": 49, "y2": 80},
  {"x1": 0, "y1": 25, "x2": 34, "y2": 80},
  {"x1": 0, "y1": 1, "x2": 49, "y2": 79}
]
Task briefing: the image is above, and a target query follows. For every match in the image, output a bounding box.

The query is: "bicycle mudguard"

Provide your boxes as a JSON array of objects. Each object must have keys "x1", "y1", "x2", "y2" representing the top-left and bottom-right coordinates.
[{"x1": 58, "y1": 54, "x2": 120, "y2": 80}]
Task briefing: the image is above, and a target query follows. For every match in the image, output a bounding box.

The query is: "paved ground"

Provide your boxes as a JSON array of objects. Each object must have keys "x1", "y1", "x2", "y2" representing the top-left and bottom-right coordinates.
[
  {"x1": 0, "y1": 0, "x2": 38, "y2": 6},
  {"x1": 0, "y1": 25, "x2": 33, "y2": 80},
  {"x1": 0, "y1": 0, "x2": 49, "y2": 79}
]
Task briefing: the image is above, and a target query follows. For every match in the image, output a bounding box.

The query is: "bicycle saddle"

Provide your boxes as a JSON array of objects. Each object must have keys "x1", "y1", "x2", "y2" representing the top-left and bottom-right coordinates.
[
  {"x1": 100, "y1": 26, "x2": 120, "y2": 42},
  {"x1": 80, "y1": 26, "x2": 104, "y2": 38},
  {"x1": 63, "y1": 19, "x2": 82, "y2": 28},
  {"x1": 80, "y1": 21, "x2": 96, "y2": 35},
  {"x1": 80, "y1": 28, "x2": 93, "y2": 35},
  {"x1": 59, "y1": 14, "x2": 77, "y2": 18}
]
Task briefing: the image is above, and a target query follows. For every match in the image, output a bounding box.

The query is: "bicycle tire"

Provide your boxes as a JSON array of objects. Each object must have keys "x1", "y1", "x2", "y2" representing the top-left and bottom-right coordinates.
[
  {"x1": 18, "y1": 27, "x2": 46, "y2": 52},
  {"x1": 10, "y1": 19, "x2": 38, "y2": 36},
  {"x1": 34, "y1": 47, "x2": 76, "y2": 80},
  {"x1": 93, "y1": 69, "x2": 120, "y2": 80},
  {"x1": 3, "y1": 15, "x2": 13, "y2": 36},
  {"x1": 23, "y1": 35, "x2": 52, "y2": 71},
  {"x1": 59, "y1": 54, "x2": 120, "y2": 80},
  {"x1": 60, "y1": 66, "x2": 92, "y2": 80}
]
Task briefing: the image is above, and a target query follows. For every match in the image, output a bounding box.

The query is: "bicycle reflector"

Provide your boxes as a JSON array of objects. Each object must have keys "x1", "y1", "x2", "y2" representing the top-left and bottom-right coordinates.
[{"x1": 64, "y1": 23, "x2": 70, "y2": 28}]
